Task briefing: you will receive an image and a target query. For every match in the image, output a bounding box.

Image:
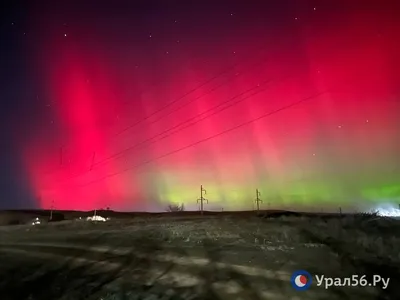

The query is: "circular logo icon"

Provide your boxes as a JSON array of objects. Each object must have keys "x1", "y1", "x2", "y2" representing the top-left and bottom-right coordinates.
[{"x1": 291, "y1": 270, "x2": 312, "y2": 291}]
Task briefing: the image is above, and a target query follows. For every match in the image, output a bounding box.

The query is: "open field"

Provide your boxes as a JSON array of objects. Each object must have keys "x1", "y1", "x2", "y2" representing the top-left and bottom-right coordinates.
[{"x1": 0, "y1": 211, "x2": 399, "y2": 300}]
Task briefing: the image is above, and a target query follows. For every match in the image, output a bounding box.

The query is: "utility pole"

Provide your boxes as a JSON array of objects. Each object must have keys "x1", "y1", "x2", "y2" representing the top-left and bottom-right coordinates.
[
  {"x1": 49, "y1": 199, "x2": 54, "y2": 221},
  {"x1": 255, "y1": 188, "x2": 262, "y2": 212},
  {"x1": 197, "y1": 185, "x2": 208, "y2": 215}
]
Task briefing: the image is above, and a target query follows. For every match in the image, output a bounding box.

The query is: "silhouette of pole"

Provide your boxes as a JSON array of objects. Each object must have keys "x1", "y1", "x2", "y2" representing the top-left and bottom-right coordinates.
[
  {"x1": 255, "y1": 188, "x2": 262, "y2": 212},
  {"x1": 49, "y1": 198, "x2": 54, "y2": 221},
  {"x1": 197, "y1": 185, "x2": 208, "y2": 215}
]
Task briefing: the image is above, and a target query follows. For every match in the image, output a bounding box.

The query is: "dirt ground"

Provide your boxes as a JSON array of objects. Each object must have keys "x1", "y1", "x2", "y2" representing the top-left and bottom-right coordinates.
[{"x1": 0, "y1": 213, "x2": 399, "y2": 300}]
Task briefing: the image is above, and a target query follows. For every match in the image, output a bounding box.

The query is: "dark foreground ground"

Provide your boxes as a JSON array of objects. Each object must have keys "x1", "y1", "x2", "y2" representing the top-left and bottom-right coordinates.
[{"x1": 0, "y1": 211, "x2": 399, "y2": 300}]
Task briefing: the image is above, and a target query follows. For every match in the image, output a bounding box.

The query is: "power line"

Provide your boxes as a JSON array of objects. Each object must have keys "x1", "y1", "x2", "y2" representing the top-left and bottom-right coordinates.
[
  {"x1": 60, "y1": 73, "x2": 290, "y2": 184},
  {"x1": 43, "y1": 31, "x2": 365, "y2": 178},
  {"x1": 59, "y1": 64, "x2": 295, "y2": 183},
  {"x1": 65, "y1": 64, "x2": 307, "y2": 183},
  {"x1": 43, "y1": 43, "x2": 275, "y2": 177},
  {"x1": 48, "y1": 48, "x2": 360, "y2": 187},
  {"x1": 91, "y1": 77, "x2": 274, "y2": 169},
  {"x1": 61, "y1": 89, "x2": 328, "y2": 190},
  {"x1": 58, "y1": 81, "x2": 269, "y2": 184},
  {"x1": 48, "y1": 41, "x2": 350, "y2": 180}
]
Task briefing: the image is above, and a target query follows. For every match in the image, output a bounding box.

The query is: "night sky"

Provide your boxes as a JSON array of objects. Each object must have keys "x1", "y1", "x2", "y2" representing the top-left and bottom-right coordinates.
[{"x1": 1, "y1": 1, "x2": 399, "y2": 211}]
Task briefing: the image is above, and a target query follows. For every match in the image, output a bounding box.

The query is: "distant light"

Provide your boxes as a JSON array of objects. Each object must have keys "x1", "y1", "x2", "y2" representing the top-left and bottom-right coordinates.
[
  {"x1": 313, "y1": 7, "x2": 317, "y2": 11},
  {"x1": 294, "y1": 17, "x2": 298, "y2": 20},
  {"x1": 64, "y1": 33, "x2": 67, "y2": 37},
  {"x1": 338, "y1": 125, "x2": 342, "y2": 129},
  {"x1": 87, "y1": 215, "x2": 106, "y2": 222},
  {"x1": 366, "y1": 119, "x2": 369, "y2": 123},
  {"x1": 32, "y1": 217, "x2": 41, "y2": 226},
  {"x1": 370, "y1": 204, "x2": 400, "y2": 218}
]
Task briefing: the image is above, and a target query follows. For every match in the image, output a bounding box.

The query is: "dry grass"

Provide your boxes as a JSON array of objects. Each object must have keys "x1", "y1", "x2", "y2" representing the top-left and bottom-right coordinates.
[{"x1": 0, "y1": 211, "x2": 398, "y2": 300}]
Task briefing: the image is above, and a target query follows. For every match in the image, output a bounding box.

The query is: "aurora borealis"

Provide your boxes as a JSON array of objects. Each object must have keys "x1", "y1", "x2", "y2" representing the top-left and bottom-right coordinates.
[{"x1": 1, "y1": 1, "x2": 400, "y2": 211}]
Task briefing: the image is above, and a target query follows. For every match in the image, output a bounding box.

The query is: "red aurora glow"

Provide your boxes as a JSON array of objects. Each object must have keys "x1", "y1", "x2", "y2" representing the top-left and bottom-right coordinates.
[{"x1": 21, "y1": 3, "x2": 400, "y2": 211}]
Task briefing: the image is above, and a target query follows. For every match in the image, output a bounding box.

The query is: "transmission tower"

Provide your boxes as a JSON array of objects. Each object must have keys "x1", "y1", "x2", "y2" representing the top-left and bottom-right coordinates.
[
  {"x1": 197, "y1": 185, "x2": 208, "y2": 215},
  {"x1": 255, "y1": 188, "x2": 262, "y2": 212}
]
